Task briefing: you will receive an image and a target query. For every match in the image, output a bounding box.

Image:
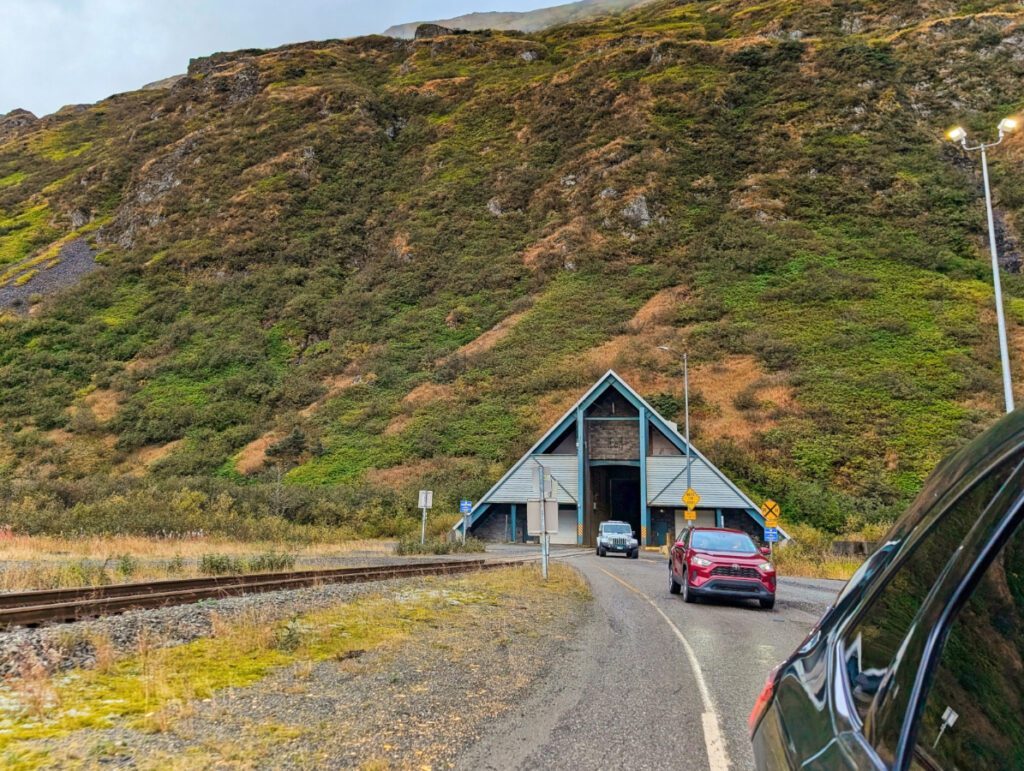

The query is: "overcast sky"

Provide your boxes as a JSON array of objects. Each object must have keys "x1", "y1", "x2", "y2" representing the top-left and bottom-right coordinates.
[{"x1": 1, "y1": 0, "x2": 554, "y2": 117}]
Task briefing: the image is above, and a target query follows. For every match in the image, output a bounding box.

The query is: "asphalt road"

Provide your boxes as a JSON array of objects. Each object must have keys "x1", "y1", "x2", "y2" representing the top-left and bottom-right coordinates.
[{"x1": 457, "y1": 551, "x2": 842, "y2": 771}]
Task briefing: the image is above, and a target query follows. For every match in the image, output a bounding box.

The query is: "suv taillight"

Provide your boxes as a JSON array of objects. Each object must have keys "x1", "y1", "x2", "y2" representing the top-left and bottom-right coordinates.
[{"x1": 748, "y1": 667, "x2": 779, "y2": 737}]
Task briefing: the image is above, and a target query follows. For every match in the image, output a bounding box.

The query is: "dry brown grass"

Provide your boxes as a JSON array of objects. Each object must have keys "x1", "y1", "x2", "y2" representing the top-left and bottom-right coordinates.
[
  {"x1": 211, "y1": 607, "x2": 277, "y2": 654},
  {"x1": 83, "y1": 388, "x2": 121, "y2": 422},
  {"x1": 626, "y1": 285, "x2": 689, "y2": 331},
  {"x1": 0, "y1": 535, "x2": 395, "y2": 590},
  {"x1": 401, "y1": 381, "x2": 455, "y2": 408},
  {"x1": 89, "y1": 630, "x2": 117, "y2": 674},
  {"x1": 0, "y1": 534, "x2": 383, "y2": 562},
  {"x1": 771, "y1": 522, "x2": 881, "y2": 581},
  {"x1": 774, "y1": 551, "x2": 861, "y2": 581},
  {"x1": 16, "y1": 651, "x2": 61, "y2": 720},
  {"x1": 687, "y1": 354, "x2": 796, "y2": 443},
  {"x1": 448, "y1": 310, "x2": 528, "y2": 360},
  {"x1": 234, "y1": 432, "x2": 281, "y2": 475},
  {"x1": 119, "y1": 439, "x2": 183, "y2": 475},
  {"x1": 299, "y1": 373, "x2": 359, "y2": 418},
  {"x1": 520, "y1": 217, "x2": 600, "y2": 270}
]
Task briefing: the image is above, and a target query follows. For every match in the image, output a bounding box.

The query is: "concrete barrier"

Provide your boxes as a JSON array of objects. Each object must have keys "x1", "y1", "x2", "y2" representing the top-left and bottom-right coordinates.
[{"x1": 831, "y1": 540, "x2": 877, "y2": 557}]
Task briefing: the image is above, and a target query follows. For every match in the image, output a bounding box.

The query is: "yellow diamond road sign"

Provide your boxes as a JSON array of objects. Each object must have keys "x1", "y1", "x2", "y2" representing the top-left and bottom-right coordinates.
[
  {"x1": 682, "y1": 488, "x2": 701, "y2": 510},
  {"x1": 761, "y1": 499, "x2": 780, "y2": 526}
]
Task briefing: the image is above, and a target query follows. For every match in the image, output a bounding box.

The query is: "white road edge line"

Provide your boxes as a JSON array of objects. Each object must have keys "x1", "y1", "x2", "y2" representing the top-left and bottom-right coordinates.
[{"x1": 598, "y1": 567, "x2": 732, "y2": 771}]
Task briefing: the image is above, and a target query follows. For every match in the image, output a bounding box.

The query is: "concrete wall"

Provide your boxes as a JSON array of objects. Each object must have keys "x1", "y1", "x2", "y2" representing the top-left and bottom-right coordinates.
[
  {"x1": 552, "y1": 506, "x2": 578, "y2": 545},
  {"x1": 473, "y1": 506, "x2": 511, "y2": 541},
  {"x1": 588, "y1": 421, "x2": 639, "y2": 460},
  {"x1": 673, "y1": 508, "x2": 717, "y2": 537}
]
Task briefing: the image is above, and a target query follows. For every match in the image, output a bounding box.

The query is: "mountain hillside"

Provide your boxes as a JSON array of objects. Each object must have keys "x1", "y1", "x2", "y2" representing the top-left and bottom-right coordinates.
[
  {"x1": 0, "y1": 0, "x2": 1023, "y2": 535},
  {"x1": 382, "y1": 0, "x2": 650, "y2": 38}
]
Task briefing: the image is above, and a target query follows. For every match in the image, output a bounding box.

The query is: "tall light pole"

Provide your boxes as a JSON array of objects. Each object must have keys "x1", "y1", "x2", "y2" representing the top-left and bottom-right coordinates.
[
  {"x1": 658, "y1": 345, "x2": 692, "y2": 490},
  {"x1": 948, "y1": 117, "x2": 1018, "y2": 413}
]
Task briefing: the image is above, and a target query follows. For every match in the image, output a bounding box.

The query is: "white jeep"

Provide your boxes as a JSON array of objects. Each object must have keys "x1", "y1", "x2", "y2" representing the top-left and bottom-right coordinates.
[{"x1": 596, "y1": 520, "x2": 639, "y2": 559}]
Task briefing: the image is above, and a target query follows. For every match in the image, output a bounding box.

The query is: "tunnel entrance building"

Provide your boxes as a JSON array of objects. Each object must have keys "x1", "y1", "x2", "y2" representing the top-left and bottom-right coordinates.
[{"x1": 460, "y1": 371, "x2": 779, "y2": 547}]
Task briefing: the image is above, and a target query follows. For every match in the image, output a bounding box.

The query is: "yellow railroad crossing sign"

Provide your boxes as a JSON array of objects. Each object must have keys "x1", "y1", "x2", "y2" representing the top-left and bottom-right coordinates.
[
  {"x1": 682, "y1": 488, "x2": 701, "y2": 511},
  {"x1": 761, "y1": 499, "x2": 781, "y2": 526}
]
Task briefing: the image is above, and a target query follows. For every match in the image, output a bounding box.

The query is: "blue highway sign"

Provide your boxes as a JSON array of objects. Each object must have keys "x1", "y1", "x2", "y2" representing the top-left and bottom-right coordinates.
[
  {"x1": 459, "y1": 500, "x2": 473, "y2": 514},
  {"x1": 764, "y1": 527, "x2": 779, "y2": 543}
]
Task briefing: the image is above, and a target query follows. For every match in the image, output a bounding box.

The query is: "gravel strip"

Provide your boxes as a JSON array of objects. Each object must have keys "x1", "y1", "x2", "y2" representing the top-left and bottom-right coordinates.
[
  {"x1": 11, "y1": 566, "x2": 589, "y2": 769},
  {"x1": 0, "y1": 238, "x2": 99, "y2": 312},
  {"x1": 0, "y1": 571, "x2": 467, "y2": 679}
]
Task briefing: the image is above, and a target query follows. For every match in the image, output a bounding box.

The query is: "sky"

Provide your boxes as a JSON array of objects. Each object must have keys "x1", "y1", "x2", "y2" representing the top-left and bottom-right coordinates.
[{"x1": 0, "y1": 0, "x2": 555, "y2": 117}]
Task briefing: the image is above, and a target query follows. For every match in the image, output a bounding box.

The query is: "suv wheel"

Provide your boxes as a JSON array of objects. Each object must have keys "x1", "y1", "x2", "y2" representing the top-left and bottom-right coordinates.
[
  {"x1": 759, "y1": 596, "x2": 775, "y2": 610},
  {"x1": 682, "y1": 571, "x2": 696, "y2": 603},
  {"x1": 598, "y1": 547, "x2": 606, "y2": 557},
  {"x1": 669, "y1": 564, "x2": 681, "y2": 594},
  {"x1": 631, "y1": 549, "x2": 638, "y2": 559}
]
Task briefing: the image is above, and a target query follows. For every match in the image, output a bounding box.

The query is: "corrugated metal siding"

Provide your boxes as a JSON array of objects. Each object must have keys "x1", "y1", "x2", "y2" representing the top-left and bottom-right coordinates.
[
  {"x1": 646, "y1": 456, "x2": 750, "y2": 508},
  {"x1": 486, "y1": 455, "x2": 579, "y2": 504}
]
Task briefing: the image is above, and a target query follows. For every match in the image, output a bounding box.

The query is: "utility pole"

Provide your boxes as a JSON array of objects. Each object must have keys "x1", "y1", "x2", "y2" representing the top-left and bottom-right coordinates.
[
  {"x1": 658, "y1": 345, "x2": 693, "y2": 485},
  {"x1": 948, "y1": 119, "x2": 1018, "y2": 413},
  {"x1": 684, "y1": 351, "x2": 691, "y2": 491}
]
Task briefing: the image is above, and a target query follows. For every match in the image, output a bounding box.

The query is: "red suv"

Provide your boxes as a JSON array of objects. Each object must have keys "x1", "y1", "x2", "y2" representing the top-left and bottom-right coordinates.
[{"x1": 669, "y1": 526, "x2": 776, "y2": 609}]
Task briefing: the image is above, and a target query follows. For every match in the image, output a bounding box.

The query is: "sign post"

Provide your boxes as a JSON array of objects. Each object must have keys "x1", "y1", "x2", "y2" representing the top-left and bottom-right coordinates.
[
  {"x1": 459, "y1": 499, "x2": 472, "y2": 544},
  {"x1": 761, "y1": 499, "x2": 781, "y2": 556},
  {"x1": 418, "y1": 490, "x2": 433, "y2": 545},
  {"x1": 683, "y1": 488, "x2": 700, "y2": 521},
  {"x1": 528, "y1": 467, "x2": 557, "y2": 580}
]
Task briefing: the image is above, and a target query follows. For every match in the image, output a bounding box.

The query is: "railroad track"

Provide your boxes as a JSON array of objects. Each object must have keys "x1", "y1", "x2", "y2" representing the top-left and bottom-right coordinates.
[{"x1": 0, "y1": 558, "x2": 509, "y2": 628}]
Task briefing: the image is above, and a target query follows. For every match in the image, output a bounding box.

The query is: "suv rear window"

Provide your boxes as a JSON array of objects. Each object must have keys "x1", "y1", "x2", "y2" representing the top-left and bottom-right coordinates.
[{"x1": 841, "y1": 452, "x2": 1021, "y2": 753}]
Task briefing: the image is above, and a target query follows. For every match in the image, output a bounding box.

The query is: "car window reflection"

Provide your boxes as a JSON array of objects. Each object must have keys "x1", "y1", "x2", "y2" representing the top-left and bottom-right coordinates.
[
  {"x1": 911, "y1": 513, "x2": 1024, "y2": 770},
  {"x1": 841, "y1": 455, "x2": 1020, "y2": 733}
]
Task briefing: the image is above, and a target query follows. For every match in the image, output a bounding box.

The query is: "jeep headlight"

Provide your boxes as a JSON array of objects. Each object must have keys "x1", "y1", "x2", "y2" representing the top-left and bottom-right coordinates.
[
  {"x1": 691, "y1": 556, "x2": 712, "y2": 568},
  {"x1": 629, "y1": 538, "x2": 638, "y2": 546}
]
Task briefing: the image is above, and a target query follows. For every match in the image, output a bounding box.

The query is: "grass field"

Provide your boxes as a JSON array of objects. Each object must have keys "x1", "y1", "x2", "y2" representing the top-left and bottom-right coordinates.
[{"x1": 0, "y1": 535, "x2": 397, "y2": 591}]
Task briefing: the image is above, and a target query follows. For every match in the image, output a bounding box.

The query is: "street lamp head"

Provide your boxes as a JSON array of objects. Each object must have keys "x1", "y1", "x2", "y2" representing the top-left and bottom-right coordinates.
[
  {"x1": 947, "y1": 126, "x2": 967, "y2": 143},
  {"x1": 998, "y1": 117, "x2": 1018, "y2": 135}
]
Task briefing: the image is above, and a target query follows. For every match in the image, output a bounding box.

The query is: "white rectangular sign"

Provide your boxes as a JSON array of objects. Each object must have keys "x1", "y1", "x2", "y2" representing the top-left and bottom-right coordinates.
[
  {"x1": 526, "y1": 499, "x2": 559, "y2": 535},
  {"x1": 418, "y1": 490, "x2": 433, "y2": 509}
]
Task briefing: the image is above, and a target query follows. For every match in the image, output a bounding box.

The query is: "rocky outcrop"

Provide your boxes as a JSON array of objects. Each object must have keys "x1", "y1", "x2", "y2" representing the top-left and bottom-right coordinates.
[
  {"x1": 620, "y1": 194, "x2": 652, "y2": 228},
  {"x1": 69, "y1": 207, "x2": 91, "y2": 229},
  {"x1": 414, "y1": 24, "x2": 455, "y2": 39},
  {"x1": 994, "y1": 211, "x2": 1022, "y2": 274},
  {"x1": 181, "y1": 55, "x2": 263, "y2": 104},
  {"x1": 141, "y1": 74, "x2": 187, "y2": 91},
  {"x1": 102, "y1": 133, "x2": 200, "y2": 249},
  {"x1": 54, "y1": 104, "x2": 89, "y2": 117},
  {"x1": 0, "y1": 109, "x2": 39, "y2": 141}
]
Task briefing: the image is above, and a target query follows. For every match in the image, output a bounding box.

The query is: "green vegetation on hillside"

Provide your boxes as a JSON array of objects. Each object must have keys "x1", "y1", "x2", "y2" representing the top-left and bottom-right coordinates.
[{"x1": 0, "y1": 0, "x2": 1022, "y2": 537}]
